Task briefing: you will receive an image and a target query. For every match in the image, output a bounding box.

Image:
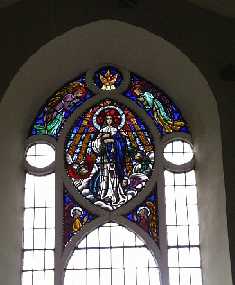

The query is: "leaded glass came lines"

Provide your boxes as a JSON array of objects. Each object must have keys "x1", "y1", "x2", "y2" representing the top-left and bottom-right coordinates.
[
  {"x1": 64, "y1": 223, "x2": 160, "y2": 285},
  {"x1": 124, "y1": 73, "x2": 189, "y2": 136},
  {"x1": 30, "y1": 73, "x2": 93, "y2": 139},
  {"x1": 65, "y1": 99, "x2": 155, "y2": 211}
]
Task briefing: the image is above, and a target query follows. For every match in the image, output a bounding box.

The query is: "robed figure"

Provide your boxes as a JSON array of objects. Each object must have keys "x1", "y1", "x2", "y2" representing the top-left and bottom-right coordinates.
[{"x1": 91, "y1": 107, "x2": 127, "y2": 206}]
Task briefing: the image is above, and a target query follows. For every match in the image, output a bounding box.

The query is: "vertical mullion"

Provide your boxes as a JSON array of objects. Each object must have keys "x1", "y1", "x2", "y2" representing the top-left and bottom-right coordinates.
[
  {"x1": 123, "y1": 236, "x2": 125, "y2": 285},
  {"x1": 148, "y1": 259, "x2": 150, "y2": 285},
  {"x1": 110, "y1": 224, "x2": 113, "y2": 285},
  {"x1": 86, "y1": 236, "x2": 88, "y2": 285},
  {"x1": 32, "y1": 176, "x2": 36, "y2": 285},
  {"x1": 98, "y1": 227, "x2": 101, "y2": 285}
]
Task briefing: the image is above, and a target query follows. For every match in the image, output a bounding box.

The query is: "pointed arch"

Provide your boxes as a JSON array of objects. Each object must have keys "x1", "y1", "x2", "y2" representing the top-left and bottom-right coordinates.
[{"x1": 0, "y1": 20, "x2": 231, "y2": 285}]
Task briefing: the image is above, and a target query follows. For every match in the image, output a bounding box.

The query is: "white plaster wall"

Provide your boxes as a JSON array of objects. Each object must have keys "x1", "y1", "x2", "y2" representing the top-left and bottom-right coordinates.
[{"x1": 0, "y1": 20, "x2": 232, "y2": 285}]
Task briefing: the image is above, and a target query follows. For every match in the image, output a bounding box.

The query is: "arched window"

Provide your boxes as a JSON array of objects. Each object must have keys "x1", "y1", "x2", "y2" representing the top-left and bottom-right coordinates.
[{"x1": 22, "y1": 65, "x2": 201, "y2": 285}]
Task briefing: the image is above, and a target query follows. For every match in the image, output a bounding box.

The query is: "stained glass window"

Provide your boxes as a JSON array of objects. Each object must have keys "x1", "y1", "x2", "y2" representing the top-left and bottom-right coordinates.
[
  {"x1": 94, "y1": 66, "x2": 123, "y2": 90},
  {"x1": 124, "y1": 73, "x2": 189, "y2": 136},
  {"x1": 65, "y1": 99, "x2": 155, "y2": 210},
  {"x1": 64, "y1": 188, "x2": 95, "y2": 246},
  {"x1": 127, "y1": 192, "x2": 159, "y2": 244},
  {"x1": 30, "y1": 73, "x2": 93, "y2": 139},
  {"x1": 24, "y1": 65, "x2": 202, "y2": 285}
]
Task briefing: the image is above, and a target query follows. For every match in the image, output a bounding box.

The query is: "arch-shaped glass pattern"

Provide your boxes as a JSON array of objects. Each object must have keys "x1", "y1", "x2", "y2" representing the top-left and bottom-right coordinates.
[
  {"x1": 30, "y1": 73, "x2": 93, "y2": 139},
  {"x1": 124, "y1": 73, "x2": 189, "y2": 136},
  {"x1": 23, "y1": 65, "x2": 201, "y2": 285},
  {"x1": 64, "y1": 223, "x2": 160, "y2": 285},
  {"x1": 65, "y1": 99, "x2": 155, "y2": 211},
  {"x1": 64, "y1": 188, "x2": 95, "y2": 246},
  {"x1": 126, "y1": 191, "x2": 159, "y2": 244}
]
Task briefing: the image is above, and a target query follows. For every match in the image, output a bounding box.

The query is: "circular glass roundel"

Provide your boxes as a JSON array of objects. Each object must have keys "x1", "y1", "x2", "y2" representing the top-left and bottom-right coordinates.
[
  {"x1": 26, "y1": 143, "x2": 55, "y2": 168},
  {"x1": 163, "y1": 140, "x2": 193, "y2": 165},
  {"x1": 94, "y1": 66, "x2": 123, "y2": 90},
  {"x1": 65, "y1": 99, "x2": 155, "y2": 211}
]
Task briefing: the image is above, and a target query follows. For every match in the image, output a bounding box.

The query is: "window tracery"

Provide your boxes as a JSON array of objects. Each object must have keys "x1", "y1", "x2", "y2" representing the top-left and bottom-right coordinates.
[{"x1": 23, "y1": 65, "x2": 201, "y2": 285}]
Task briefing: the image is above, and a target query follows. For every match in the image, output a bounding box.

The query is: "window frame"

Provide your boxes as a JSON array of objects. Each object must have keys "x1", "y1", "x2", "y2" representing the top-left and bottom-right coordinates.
[{"x1": 23, "y1": 65, "x2": 199, "y2": 285}]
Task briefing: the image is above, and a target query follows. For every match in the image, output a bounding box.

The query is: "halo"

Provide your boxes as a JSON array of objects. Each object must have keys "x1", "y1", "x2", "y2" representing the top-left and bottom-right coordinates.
[
  {"x1": 71, "y1": 206, "x2": 83, "y2": 217},
  {"x1": 93, "y1": 105, "x2": 126, "y2": 130},
  {"x1": 137, "y1": 206, "x2": 150, "y2": 216}
]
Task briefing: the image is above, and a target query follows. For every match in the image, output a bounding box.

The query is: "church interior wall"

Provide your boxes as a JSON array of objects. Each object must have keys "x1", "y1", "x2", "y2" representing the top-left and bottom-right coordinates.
[{"x1": 0, "y1": 1, "x2": 234, "y2": 284}]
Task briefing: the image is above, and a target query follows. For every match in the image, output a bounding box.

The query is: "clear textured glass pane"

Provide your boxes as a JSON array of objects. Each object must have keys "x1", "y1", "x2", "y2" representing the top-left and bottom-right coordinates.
[
  {"x1": 65, "y1": 223, "x2": 159, "y2": 285},
  {"x1": 147, "y1": 250, "x2": 158, "y2": 268},
  {"x1": 186, "y1": 186, "x2": 197, "y2": 205},
  {"x1": 23, "y1": 172, "x2": 55, "y2": 284},
  {"x1": 23, "y1": 251, "x2": 33, "y2": 270},
  {"x1": 86, "y1": 228, "x2": 99, "y2": 247},
  {"x1": 32, "y1": 250, "x2": 44, "y2": 270},
  {"x1": 34, "y1": 208, "x2": 45, "y2": 228},
  {"x1": 177, "y1": 226, "x2": 189, "y2": 245},
  {"x1": 26, "y1": 143, "x2": 55, "y2": 168},
  {"x1": 167, "y1": 226, "x2": 177, "y2": 246},
  {"x1": 135, "y1": 247, "x2": 149, "y2": 268},
  {"x1": 22, "y1": 271, "x2": 32, "y2": 285},
  {"x1": 169, "y1": 268, "x2": 180, "y2": 285},
  {"x1": 87, "y1": 249, "x2": 99, "y2": 268},
  {"x1": 73, "y1": 250, "x2": 86, "y2": 269},
  {"x1": 137, "y1": 267, "x2": 149, "y2": 285},
  {"x1": 46, "y1": 208, "x2": 55, "y2": 228},
  {"x1": 44, "y1": 270, "x2": 54, "y2": 285},
  {"x1": 33, "y1": 271, "x2": 44, "y2": 285},
  {"x1": 175, "y1": 188, "x2": 188, "y2": 225},
  {"x1": 112, "y1": 269, "x2": 124, "y2": 285},
  {"x1": 189, "y1": 225, "x2": 199, "y2": 245},
  {"x1": 64, "y1": 270, "x2": 77, "y2": 285},
  {"x1": 98, "y1": 226, "x2": 110, "y2": 247},
  {"x1": 111, "y1": 247, "x2": 123, "y2": 269},
  {"x1": 135, "y1": 235, "x2": 144, "y2": 246},
  {"x1": 180, "y1": 268, "x2": 191, "y2": 285},
  {"x1": 178, "y1": 247, "x2": 201, "y2": 267},
  {"x1": 149, "y1": 268, "x2": 161, "y2": 285},
  {"x1": 188, "y1": 205, "x2": 199, "y2": 225},
  {"x1": 100, "y1": 269, "x2": 111, "y2": 285},
  {"x1": 125, "y1": 267, "x2": 136, "y2": 285},
  {"x1": 174, "y1": 173, "x2": 185, "y2": 186},
  {"x1": 87, "y1": 269, "x2": 99, "y2": 285},
  {"x1": 165, "y1": 187, "x2": 177, "y2": 225},
  {"x1": 164, "y1": 141, "x2": 193, "y2": 165},
  {"x1": 123, "y1": 229, "x2": 136, "y2": 246},
  {"x1": 100, "y1": 248, "x2": 111, "y2": 269},
  {"x1": 190, "y1": 268, "x2": 202, "y2": 285},
  {"x1": 124, "y1": 247, "x2": 137, "y2": 268},
  {"x1": 186, "y1": 171, "x2": 196, "y2": 185},
  {"x1": 45, "y1": 229, "x2": 55, "y2": 249},
  {"x1": 168, "y1": 248, "x2": 179, "y2": 267},
  {"x1": 34, "y1": 229, "x2": 45, "y2": 249},
  {"x1": 23, "y1": 229, "x2": 34, "y2": 249},
  {"x1": 164, "y1": 171, "x2": 174, "y2": 185},
  {"x1": 24, "y1": 178, "x2": 34, "y2": 208},
  {"x1": 34, "y1": 181, "x2": 46, "y2": 207},
  {"x1": 45, "y1": 250, "x2": 54, "y2": 269},
  {"x1": 111, "y1": 225, "x2": 124, "y2": 246},
  {"x1": 24, "y1": 208, "x2": 34, "y2": 229},
  {"x1": 189, "y1": 247, "x2": 201, "y2": 267}
]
